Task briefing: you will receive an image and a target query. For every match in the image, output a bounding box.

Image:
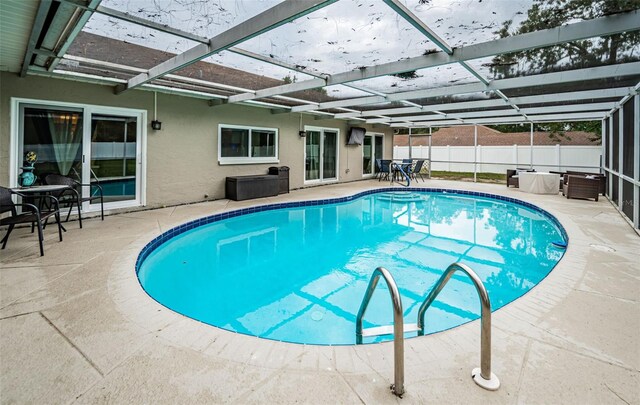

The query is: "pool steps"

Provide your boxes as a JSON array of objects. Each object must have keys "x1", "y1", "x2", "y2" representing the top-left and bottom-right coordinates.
[
  {"x1": 356, "y1": 263, "x2": 500, "y2": 397},
  {"x1": 376, "y1": 191, "x2": 426, "y2": 202},
  {"x1": 359, "y1": 323, "x2": 420, "y2": 338}
]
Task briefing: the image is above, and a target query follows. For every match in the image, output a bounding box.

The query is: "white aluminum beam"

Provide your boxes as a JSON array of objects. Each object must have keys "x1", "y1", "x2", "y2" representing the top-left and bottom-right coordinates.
[
  {"x1": 334, "y1": 107, "x2": 420, "y2": 119},
  {"x1": 20, "y1": 0, "x2": 52, "y2": 77},
  {"x1": 48, "y1": 0, "x2": 102, "y2": 72},
  {"x1": 227, "y1": 11, "x2": 640, "y2": 103},
  {"x1": 390, "y1": 119, "x2": 463, "y2": 127},
  {"x1": 469, "y1": 112, "x2": 605, "y2": 125},
  {"x1": 118, "y1": 0, "x2": 336, "y2": 94},
  {"x1": 382, "y1": 0, "x2": 453, "y2": 54},
  {"x1": 225, "y1": 48, "x2": 388, "y2": 99},
  {"x1": 32, "y1": 68, "x2": 233, "y2": 101},
  {"x1": 74, "y1": 2, "x2": 390, "y2": 100},
  {"x1": 384, "y1": 0, "x2": 526, "y2": 122},
  {"x1": 510, "y1": 87, "x2": 634, "y2": 105},
  {"x1": 386, "y1": 62, "x2": 640, "y2": 103},
  {"x1": 290, "y1": 95, "x2": 386, "y2": 112},
  {"x1": 336, "y1": 88, "x2": 632, "y2": 119},
  {"x1": 295, "y1": 62, "x2": 640, "y2": 112},
  {"x1": 58, "y1": 0, "x2": 212, "y2": 44},
  {"x1": 63, "y1": 55, "x2": 254, "y2": 93},
  {"x1": 96, "y1": 4, "x2": 209, "y2": 43},
  {"x1": 370, "y1": 102, "x2": 616, "y2": 124},
  {"x1": 520, "y1": 102, "x2": 616, "y2": 115},
  {"x1": 392, "y1": 111, "x2": 606, "y2": 127},
  {"x1": 334, "y1": 99, "x2": 508, "y2": 118}
]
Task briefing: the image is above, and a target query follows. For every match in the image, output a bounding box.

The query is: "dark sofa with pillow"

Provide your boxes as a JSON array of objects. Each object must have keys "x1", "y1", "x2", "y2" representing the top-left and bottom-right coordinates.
[{"x1": 565, "y1": 170, "x2": 606, "y2": 195}]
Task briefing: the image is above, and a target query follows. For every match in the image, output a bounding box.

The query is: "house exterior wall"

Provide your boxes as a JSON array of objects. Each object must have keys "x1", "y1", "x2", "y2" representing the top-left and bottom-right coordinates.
[{"x1": 0, "y1": 72, "x2": 393, "y2": 208}]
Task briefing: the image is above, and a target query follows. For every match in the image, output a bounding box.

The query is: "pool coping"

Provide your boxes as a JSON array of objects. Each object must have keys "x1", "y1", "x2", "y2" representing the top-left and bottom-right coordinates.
[{"x1": 112, "y1": 187, "x2": 584, "y2": 370}]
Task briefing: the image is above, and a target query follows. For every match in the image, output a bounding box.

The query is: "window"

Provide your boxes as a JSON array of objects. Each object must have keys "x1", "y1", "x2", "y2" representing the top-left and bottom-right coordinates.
[{"x1": 218, "y1": 124, "x2": 278, "y2": 164}]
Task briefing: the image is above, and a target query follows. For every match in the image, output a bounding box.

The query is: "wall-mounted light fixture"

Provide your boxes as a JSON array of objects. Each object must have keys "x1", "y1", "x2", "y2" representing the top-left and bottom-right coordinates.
[{"x1": 151, "y1": 92, "x2": 162, "y2": 131}]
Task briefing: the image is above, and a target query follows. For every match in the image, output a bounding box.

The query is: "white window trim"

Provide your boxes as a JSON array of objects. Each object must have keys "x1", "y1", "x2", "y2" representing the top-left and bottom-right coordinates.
[
  {"x1": 303, "y1": 125, "x2": 340, "y2": 184},
  {"x1": 217, "y1": 123, "x2": 279, "y2": 165},
  {"x1": 362, "y1": 132, "x2": 384, "y2": 178},
  {"x1": 10, "y1": 97, "x2": 147, "y2": 211}
]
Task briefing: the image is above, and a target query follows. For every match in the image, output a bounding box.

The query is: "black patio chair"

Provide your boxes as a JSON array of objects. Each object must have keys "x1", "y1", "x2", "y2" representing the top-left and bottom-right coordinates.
[
  {"x1": 44, "y1": 174, "x2": 104, "y2": 228},
  {"x1": 0, "y1": 186, "x2": 63, "y2": 256},
  {"x1": 377, "y1": 159, "x2": 391, "y2": 181},
  {"x1": 411, "y1": 160, "x2": 426, "y2": 182}
]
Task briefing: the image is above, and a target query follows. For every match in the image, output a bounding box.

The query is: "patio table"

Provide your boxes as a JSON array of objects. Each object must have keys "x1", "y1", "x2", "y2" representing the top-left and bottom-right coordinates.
[
  {"x1": 11, "y1": 184, "x2": 71, "y2": 194},
  {"x1": 11, "y1": 184, "x2": 73, "y2": 231},
  {"x1": 518, "y1": 172, "x2": 560, "y2": 195}
]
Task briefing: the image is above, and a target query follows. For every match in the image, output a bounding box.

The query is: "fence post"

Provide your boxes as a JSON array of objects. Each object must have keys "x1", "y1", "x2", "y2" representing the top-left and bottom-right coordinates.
[
  {"x1": 474, "y1": 125, "x2": 478, "y2": 182},
  {"x1": 556, "y1": 144, "x2": 561, "y2": 171},
  {"x1": 477, "y1": 145, "x2": 482, "y2": 174},
  {"x1": 447, "y1": 145, "x2": 451, "y2": 172},
  {"x1": 513, "y1": 144, "x2": 518, "y2": 168}
]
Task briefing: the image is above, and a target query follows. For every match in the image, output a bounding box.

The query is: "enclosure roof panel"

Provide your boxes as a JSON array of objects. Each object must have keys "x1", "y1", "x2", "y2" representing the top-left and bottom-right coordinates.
[{"x1": 8, "y1": 0, "x2": 640, "y2": 127}]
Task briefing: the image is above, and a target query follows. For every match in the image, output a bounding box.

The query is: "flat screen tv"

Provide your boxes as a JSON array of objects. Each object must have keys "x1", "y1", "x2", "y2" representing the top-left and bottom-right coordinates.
[{"x1": 347, "y1": 127, "x2": 366, "y2": 145}]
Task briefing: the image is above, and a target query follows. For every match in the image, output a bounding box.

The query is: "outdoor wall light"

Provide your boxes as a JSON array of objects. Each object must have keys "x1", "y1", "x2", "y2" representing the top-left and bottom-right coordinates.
[
  {"x1": 299, "y1": 130, "x2": 306, "y2": 137},
  {"x1": 151, "y1": 120, "x2": 162, "y2": 130}
]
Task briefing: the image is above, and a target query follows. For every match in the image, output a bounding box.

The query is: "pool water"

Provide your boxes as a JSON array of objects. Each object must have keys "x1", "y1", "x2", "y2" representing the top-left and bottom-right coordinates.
[{"x1": 137, "y1": 190, "x2": 566, "y2": 345}]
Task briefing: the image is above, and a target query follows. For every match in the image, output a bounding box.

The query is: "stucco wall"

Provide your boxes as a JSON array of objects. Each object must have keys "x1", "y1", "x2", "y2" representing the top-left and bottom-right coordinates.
[{"x1": 0, "y1": 72, "x2": 393, "y2": 208}]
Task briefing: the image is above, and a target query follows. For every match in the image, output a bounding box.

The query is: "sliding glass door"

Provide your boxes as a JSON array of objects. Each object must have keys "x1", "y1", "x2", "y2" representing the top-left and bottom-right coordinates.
[
  {"x1": 362, "y1": 133, "x2": 384, "y2": 177},
  {"x1": 16, "y1": 100, "x2": 145, "y2": 211},
  {"x1": 305, "y1": 127, "x2": 338, "y2": 183}
]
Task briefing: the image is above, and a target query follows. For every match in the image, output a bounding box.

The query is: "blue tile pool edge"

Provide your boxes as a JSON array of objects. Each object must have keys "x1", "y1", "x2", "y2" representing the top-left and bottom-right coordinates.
[{"x1": 135, "y1": 187, "x2": 569, "y2": 274}]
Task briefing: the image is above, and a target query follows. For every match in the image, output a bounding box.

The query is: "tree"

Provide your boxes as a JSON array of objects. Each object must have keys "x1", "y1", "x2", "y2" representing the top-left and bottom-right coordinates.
[
  {"x1": 485, "y1": 0, "x2": 637, "y2": 143},
  {"x1": 488, "y1": 121, "x2": 602, "y2": 144},
  {"x1": 489, "y1": 0, "x2": 640, "y2": 78}
]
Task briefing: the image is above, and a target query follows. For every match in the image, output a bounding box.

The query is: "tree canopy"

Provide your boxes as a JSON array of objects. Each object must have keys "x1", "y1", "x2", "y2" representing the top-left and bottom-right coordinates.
[
  {"x1": 489, "y1": 0, "x2": 640, "y2": 78},
  {"x1": 488, "y1": 121, "x2": 601, "y2": 144}
]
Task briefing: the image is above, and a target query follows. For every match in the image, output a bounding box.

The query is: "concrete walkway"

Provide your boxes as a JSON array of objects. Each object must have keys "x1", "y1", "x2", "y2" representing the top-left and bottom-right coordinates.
[{"x1": 1, "y1": 179, "x2": 638, "y2": 404}]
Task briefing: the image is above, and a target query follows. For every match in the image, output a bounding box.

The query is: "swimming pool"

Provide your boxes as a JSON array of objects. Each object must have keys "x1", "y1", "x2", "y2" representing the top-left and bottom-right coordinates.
[{"x1": 137, "y1": 189, "x2": 567, "y2": 345}]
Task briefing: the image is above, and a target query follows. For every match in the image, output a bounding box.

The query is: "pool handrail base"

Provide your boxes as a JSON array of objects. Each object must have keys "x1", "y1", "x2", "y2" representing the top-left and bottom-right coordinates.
[
  {"x1": 417, "y1": 262, "x2": 500, "y2": 391},
  {"x1": 355, "y1": 267, "x2": 405, "y2": 397}
]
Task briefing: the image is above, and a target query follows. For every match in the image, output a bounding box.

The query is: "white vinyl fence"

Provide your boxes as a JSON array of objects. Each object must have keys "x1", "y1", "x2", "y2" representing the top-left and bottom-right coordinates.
[{"x1": 393, "y1": 144, "x2": 602, "y2": 173}]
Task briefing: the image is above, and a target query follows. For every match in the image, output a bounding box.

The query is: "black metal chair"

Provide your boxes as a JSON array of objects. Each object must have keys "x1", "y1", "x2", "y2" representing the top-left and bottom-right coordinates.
[
  {"x1": 376, "y1": 159, "x2": 391, "y2": 181},
  {"x1": 0, "y1": 186, "x2": 63, "y2": 256},
  {"x1": 44, "y1": 174, "x2": 104, "y2": 228},
  {"x1": 411, "y1": 160, "x2": 426, "y2": 182}
]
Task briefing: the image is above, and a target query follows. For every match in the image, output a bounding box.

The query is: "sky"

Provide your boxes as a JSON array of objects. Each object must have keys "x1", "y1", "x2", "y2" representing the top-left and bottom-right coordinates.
[{"x1": 81, "y1": 0, "x2": 538, "y2": 99}]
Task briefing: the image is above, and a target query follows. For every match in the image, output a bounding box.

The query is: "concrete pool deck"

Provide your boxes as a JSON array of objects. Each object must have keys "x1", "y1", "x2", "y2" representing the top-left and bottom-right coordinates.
[{"x1": 1, "y1": 179, "x2": 638, "y2": 404}]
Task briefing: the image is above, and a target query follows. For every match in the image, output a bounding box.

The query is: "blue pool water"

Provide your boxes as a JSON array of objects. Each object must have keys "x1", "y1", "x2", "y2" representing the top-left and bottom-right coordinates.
[{"x1": 137, "y1": 189, "x2": 566, "y2": 345}]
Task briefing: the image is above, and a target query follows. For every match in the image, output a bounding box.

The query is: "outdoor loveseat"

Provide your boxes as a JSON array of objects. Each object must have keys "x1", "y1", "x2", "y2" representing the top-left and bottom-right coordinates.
[{"x1": 562, "y1": 174, "x2": 600, "y2": 201}]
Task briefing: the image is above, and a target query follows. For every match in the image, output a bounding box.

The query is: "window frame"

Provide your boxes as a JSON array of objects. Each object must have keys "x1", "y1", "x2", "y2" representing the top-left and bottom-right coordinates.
[{"x1": 217, "y1": 123, "x2": 279, "y2": 165}]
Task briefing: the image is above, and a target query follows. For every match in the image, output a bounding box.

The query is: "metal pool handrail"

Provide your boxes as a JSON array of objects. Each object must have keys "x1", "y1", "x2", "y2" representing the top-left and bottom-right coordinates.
[
  {"x1": 356, "y1": 267, "x2": 405, "y2": 397},
  {"x1": 390, "y1": 162, "x2": 411, "y2": 187},
  {"x1": 417, "y1": 262, "x2": 500, "y2": 391}
]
